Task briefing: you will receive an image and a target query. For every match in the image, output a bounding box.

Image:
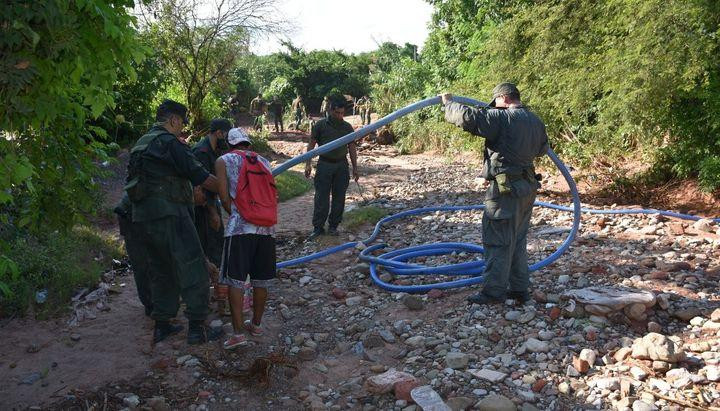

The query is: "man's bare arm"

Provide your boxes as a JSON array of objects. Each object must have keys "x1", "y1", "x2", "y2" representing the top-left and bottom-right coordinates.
[
  {"x1": 304, "y1": 137, "x2": 317, "y2": 178},
  {"x1": 200, "y1": 174, "x2": 219, "y2": 193},
  {"x1": 349, "y1": 142, "x2": 359, "y2": 182},
  {"x1": 214, "y1": 158, "x2": 232, "y2": 214}
]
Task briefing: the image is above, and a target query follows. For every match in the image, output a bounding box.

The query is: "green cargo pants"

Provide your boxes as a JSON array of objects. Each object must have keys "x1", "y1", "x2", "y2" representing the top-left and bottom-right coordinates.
[
  {"x1": 312, "y1": 159, "x2": 350, "y2": 231},
  {"x1": 137, "y1": 213, "x2": 210, "y2": 322},
  {"x1": 193, "y1": 203, "x2": 224, "y2": 267},
  {"x1": 481, "y1": 178, "x2": 537, "y2": 299},
  {"x1": 118, "y1": 214, "x2": 152, "y2": 310}
]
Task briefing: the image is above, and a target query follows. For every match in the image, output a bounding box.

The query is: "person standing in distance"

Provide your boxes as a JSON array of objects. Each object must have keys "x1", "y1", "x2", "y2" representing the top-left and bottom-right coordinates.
[
  {"x1": 250, "y1": 93, "x2": 266, "y2": 130},
  {"x1": 304, "y1": 96, "x2": 359, "y2": 239},
  {"x1": 441, "y1": 83, "x2": 548, "y2": 305}
]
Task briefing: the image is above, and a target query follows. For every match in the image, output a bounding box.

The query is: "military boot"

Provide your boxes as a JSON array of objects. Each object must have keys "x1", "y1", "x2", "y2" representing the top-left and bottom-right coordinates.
[
  {"x1": 153, "y1": 321, "x2": 183, "y2": 344},
  {"x1": 187, "y1": 320, "x2": 223, "y2": 345}
]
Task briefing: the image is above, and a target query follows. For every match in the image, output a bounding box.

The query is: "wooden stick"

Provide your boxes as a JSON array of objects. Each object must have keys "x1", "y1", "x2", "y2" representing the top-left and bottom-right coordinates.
[{"x1": 649, "y1": 390, "x2": 720, "y2": 411}]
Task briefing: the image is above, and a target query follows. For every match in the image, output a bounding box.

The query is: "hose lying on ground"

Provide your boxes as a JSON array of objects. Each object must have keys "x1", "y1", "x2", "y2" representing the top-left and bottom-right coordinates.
[{"x1": 272, "y1": 96, "x2": 718, "y2": 293}]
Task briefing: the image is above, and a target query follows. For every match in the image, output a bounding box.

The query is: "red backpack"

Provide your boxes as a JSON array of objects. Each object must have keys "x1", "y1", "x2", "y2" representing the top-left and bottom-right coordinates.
[{"x1": 231, "y1": 150, "x2": 278, "y2": 226}]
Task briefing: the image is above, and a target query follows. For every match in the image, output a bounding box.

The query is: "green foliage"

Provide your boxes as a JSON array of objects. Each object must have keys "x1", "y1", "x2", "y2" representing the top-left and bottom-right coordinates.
[
  {"x1": 0, "y1": 255, "x2": 19, "y2": 299},
  {"x1": 96, "y1": 48, "x2": 170, "y2": 144},
  {"x1": 275, "y1": 171, "x2": 312, "y2": 202},
  {"x1": 343, "y1": 206, "x2": 390, "y2": 230},
  {"x1": 237, "y1": 43, "x2": 372, "y2": 111},
  {"x1": 265, "y1": 76, "x2": 295, "y2": 105},
  {"x1": 0, "y1": 0, "x2": 143, "y2": 231},
  {"x1": 0, "y1": 225, "x2": 123, "y2": 317},
  {"x1": 378, "y1": 0, "x2": 720, "y2": 190},
  {"x1": 248, "y1": 129, "x2": 272, "y2": 154}
]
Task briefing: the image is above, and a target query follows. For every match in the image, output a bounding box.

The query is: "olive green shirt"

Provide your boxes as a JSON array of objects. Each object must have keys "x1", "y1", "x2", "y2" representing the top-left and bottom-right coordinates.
[
  {"x1": 444, "y1": 102, "x2": 548, "y2": 179},
  {"x1": 130, "y1": 125, "x2": 210, "y2": 222},
  {"x1": 311, "y1": 117, "x2": 355, "y2": 160}
]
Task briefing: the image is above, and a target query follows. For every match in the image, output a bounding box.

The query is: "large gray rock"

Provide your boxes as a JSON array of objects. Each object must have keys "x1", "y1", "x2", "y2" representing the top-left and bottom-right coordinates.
[
  {"x1": 476, "y1": 394, "x2": 516, "y2": 411},
  {"x1": 445, "y1": 352, "x2": 470, "y2": 369},
  {"x1": 469, "y1": 368, "x2": 507, "y2": 383},
  {"x1": 523, "y1": 338, "x2": 550, "y2": 353},
  {"x1": 631, "y1": 333, "x2": 685, "y2": 363},
  {"x1": 563, "y1": 287, "x2": 656, "y2": 311}
]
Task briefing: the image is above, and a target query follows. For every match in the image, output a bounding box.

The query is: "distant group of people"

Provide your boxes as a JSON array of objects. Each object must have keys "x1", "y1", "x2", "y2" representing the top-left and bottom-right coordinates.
[{"x1": 249, "y1": 93, "x2": 308, "y2": 133}]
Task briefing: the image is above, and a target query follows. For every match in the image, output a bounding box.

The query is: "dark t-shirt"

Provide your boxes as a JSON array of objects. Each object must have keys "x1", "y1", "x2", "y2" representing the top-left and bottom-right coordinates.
[
  {"x1": 192, "y1": 135, "x2": 219, "y2": 202},
  {"x1": 311, "y1": 117, "x2": 355, "y2": 160},
  {"x1": 269, "y1": 101, "x2": 283, "y2": 116}
]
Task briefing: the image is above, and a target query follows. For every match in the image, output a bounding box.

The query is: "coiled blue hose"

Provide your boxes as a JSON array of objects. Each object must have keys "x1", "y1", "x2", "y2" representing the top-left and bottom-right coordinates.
[{"x1": 272, "y1": 96, "x2": 718, "y2": 293}]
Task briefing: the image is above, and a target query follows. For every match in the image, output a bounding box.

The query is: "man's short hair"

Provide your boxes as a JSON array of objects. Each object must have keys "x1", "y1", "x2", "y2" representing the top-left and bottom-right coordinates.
[
  {"x1": 156, "y1": 99, "x2": 188, "y2": 123},
  {"x1": 329, "y1": 95, "x2": 347, "y2": 110},
  {"x1": 209, "y1": 118, "x2": 233, "y2": 133}
]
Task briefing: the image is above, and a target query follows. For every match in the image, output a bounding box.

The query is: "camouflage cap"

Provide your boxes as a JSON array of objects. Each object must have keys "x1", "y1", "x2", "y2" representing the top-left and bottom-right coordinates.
[{"x1": 489, "y1": 82, "x2": 520, "y2": 107}]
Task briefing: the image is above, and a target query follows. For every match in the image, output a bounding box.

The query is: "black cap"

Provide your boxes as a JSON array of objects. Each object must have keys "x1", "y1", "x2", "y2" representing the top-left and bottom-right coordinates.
[
  {"x1": 489, "y1": 82, "x2": 520, "y2": 107},
  {"x1": 209, "y1": 118, "x2": 232, "y2": 132},
  {"x1": 156, "y1": 99, "x2": 188, "y2": 124}
]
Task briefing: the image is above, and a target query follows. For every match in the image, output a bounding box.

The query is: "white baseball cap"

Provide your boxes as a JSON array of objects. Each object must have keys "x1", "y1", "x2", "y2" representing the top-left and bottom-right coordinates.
[{"x1": 228, "y1": 127, "x2": 251, "y2": 145}]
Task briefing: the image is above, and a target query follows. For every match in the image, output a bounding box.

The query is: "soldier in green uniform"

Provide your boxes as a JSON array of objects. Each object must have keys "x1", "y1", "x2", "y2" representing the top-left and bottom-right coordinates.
[
  {"x1": 249, "y1": 93, "x2": 266, "y2": 130},
  {"x1": 319, "y1": 95, "x2": 331, "y2": 118},
  {"x1": 125, "y1": 99, "x2": 222, "y2": 344},
  {"x1": 304, "y1": 96, "x2": 359, "y2": 239},
  {"x1": 114, "y1": 193, "x2": 152, "y2": 316},
  {"x1": 441, "y1": 83, "x2": 548, "y2": 305},
  {"x1": 291, "y1": 94, "x2": 306, "y2": 130},
  {"x1": 192, "y1": 118, "x2": 232, "y2": 267}
]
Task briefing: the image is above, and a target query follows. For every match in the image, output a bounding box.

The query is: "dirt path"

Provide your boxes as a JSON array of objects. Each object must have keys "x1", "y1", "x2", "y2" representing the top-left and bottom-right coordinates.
[{"x1": 0, "y1": 121, "x2": 424, "y2": 410}]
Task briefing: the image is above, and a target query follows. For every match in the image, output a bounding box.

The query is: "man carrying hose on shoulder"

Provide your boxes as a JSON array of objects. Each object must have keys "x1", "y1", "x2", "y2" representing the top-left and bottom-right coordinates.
[{"x1": 441, "y1": 83, "x2": 548, "y2": 305}]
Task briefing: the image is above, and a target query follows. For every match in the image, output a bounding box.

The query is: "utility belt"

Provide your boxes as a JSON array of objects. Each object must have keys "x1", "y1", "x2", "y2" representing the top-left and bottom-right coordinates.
[
  {"x1": 318, "y1": 156, "x2": 347, "y2": 164},
  {"x1": 126, "y1": 175, "x2": 193, "y2": 205},
  {"x1": 491, "y1": 169, "x2": 541, "y2": 195}
]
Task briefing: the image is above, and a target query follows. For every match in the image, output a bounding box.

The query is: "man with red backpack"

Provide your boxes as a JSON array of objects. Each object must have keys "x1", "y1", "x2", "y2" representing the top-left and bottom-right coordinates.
[{"x1": 214, "y1": 127, "x2": 277, "y2": 349}]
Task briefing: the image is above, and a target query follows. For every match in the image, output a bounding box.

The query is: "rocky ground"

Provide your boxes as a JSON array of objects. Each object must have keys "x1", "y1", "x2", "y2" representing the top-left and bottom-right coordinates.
[{"x1": 3, "y1": 120, "x2": 720, "y2": 410}]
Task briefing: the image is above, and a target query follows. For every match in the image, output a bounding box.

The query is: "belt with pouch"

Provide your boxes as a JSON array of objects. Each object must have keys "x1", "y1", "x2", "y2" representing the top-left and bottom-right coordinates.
[{"x1": 318, "y1": 156, "x2": 347, "y2": 163}]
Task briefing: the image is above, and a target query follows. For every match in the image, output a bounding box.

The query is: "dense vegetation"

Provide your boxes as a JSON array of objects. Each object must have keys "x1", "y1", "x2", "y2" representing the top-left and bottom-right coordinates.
[{"x1": 374, "y1": 0, "x2": 720, "y2": 191}]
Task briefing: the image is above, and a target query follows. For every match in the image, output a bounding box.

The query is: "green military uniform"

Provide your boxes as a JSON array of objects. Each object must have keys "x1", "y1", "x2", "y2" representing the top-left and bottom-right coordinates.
[
  {"x1": 291, "y1": 97, "x2": 306, "y2": 129},
  {"x1": 125, "y1": 124, "x2": 211, "y2": 322},
  {"x1": 250, "y1": 97, "x2": 265, "y2": 130},
  {"x1": 311, "y1": 117, "x2": 355, "y2": 231},
  {"x1": 191, "y1": 136, "x2": 224, "y2": 267},
  {"x1": 114, "y1": 193, "x2": 152, "y2": 313},
  {"x1": 356, "y1": 96, "x2": 368, "y2": 125},
  {"x1": 444, "y1": 101, "x2": 548, "y2": 300}
]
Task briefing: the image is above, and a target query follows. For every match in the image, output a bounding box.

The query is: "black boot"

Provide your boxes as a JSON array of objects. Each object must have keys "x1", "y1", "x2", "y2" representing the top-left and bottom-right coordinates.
[
  {"x1": 507, "y1": 290, "x2": 530, "y2": 304},
  {"x1": 466, "y1": 293, "x2": 504, "y2": 305},
  {"x1": 153, "y1": 321, "x2": 183, "y2": 344},
  {"x1": 187, "y1": 321, "x2": 223, "y2": 345}
]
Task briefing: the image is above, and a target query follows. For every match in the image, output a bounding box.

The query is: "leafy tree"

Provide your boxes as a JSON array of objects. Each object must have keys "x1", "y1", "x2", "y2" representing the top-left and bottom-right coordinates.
[
  {"x1": 0, "y1": 0, "x2": 143, "y2": 230},
  {"x1": 138, "y1": 0, "x2": 285, "y2": 127}
]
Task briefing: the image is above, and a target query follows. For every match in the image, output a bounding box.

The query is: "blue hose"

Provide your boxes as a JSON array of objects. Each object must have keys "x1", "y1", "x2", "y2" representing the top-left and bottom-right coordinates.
[{"x1": 272, "y1": 96, "x2": 717, "y2": 293}]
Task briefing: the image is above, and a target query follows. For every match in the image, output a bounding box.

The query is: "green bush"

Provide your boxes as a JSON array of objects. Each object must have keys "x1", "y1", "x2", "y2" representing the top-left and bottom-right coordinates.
[
  {"x1": 0, "y1": 226, "x2": 123, "y2": 318},
  {"x1": 275, "y1": 171, "x2": 312, "y2": 202}
]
